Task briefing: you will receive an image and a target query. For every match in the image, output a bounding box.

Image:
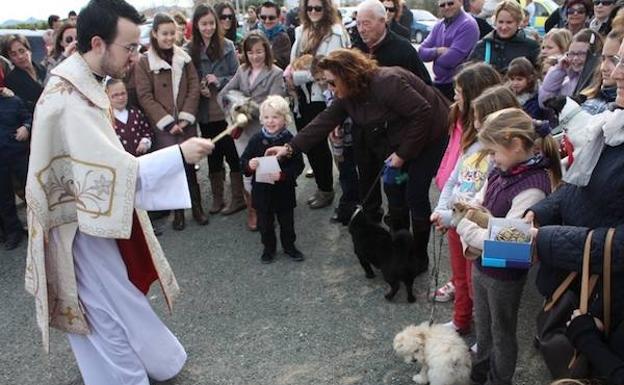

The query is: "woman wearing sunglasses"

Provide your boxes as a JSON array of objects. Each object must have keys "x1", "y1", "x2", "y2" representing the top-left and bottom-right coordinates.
[
  {"x1": 469, "y1": 0, "x2": 540, "y2": 74},
  {"x1": 268, "y1": 49, "x2": 450, "y2": 273},
  {"x1": 215, "y1": 2, "x2": 243, "y2": 48},
  {"x1": 590, "y1": 0, "x2": 616, "y2": 34},
  {"x1": 565, "y1": 0, "x2": 593, "y2": 35},
  {"x1": 46, "y1": 22, "x2": 77, "y2": 72},
  {"x1": 286, "y1": 0, "x2": 350, "y2": 210},
  {"x1": 382, "y1": 0, "x2": 411, "y2": 40}
]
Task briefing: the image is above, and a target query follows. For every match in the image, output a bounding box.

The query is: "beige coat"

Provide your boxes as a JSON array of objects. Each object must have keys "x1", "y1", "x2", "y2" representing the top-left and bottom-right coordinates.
[
  {"x1": 135, "y1": 46, "x2": 200, "y2": 149},
  {"x1": 26, "y1": 53, "x2": 180, "y2": 351},
  {"x1": 218, "y1": 64, "x2": 286, "y2": 153}
]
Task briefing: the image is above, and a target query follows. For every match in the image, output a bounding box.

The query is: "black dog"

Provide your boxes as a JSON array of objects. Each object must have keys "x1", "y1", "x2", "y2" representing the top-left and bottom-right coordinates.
[{"x1": 348, "y1": 208, "x2": 420, "y2": 303}]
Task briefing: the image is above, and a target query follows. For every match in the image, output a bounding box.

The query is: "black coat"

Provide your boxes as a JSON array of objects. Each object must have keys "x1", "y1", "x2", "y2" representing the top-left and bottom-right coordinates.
[
  {"x1": 4, "y1": 61, "x2": 46, "y2": 113},
  {"x1": 240, "y1": 130, "x2": 304, "y2": 211},
  {"x1": 0, "y1": 95, "x2": 31, "y2": 163},
  {"x1": 473, "y1": 15, "x2": 493, "y2": 39},
  {"x1": 352, "y1": 28, "x2": 432, "y2": 85},
  {"x1": 469, "y1": 30, "x2": 540, "y2": 74},
  {"x1": 531, "y1": 142, "x2": 624, "y2": 328},
  {"x1": 390, "y1": 20, "x2": 411, "y2": 41}
]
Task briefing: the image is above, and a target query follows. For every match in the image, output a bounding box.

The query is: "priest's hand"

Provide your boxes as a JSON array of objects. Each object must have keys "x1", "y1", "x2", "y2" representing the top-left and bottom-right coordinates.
[{"x1": 180, "y1": 138, "x2": 214, "y2": 164}]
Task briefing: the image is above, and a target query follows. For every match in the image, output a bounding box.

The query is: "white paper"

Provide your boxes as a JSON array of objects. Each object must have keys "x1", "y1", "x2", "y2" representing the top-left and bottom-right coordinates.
[{"x1": 255, "y1": 156, "x2": 281, "y2": 185}]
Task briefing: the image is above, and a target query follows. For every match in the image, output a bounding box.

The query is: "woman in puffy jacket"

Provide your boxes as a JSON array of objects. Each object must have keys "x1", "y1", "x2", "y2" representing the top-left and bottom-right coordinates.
[
  {"x1": 526, "y1": 52, "x2": 624, "y2": 385},
  {"x1": 469, "y1": 0, "x2": 540, "y2": 74}
]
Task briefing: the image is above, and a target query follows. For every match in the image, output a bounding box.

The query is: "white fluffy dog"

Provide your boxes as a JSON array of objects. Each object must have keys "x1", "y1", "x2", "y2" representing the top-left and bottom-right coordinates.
[{"x1": 393, "y1": 322, "x2": 471, "y2": 385}]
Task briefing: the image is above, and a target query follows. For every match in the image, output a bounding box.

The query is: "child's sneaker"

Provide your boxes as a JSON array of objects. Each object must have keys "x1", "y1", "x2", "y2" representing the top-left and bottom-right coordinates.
[
  {"x1": 442, "y1": 320, "x2": 470, "y2": 336},
  {"x1": 432, "y1": 281, "x2": 455, "y2": 303}
]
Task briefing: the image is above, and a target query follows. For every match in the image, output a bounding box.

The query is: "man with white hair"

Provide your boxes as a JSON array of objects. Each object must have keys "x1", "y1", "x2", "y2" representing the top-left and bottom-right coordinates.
[
  {"x1": 418, "y1": 0, "x2": 479, "y2": 100},
  {"x1": 352, "y1": 0, "x2": 431, "y2": 85}
]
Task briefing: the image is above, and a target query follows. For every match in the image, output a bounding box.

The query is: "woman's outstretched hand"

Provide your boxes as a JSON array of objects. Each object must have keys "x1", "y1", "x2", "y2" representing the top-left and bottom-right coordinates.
[{"x1": 265, "y1": 145, "x2": 288, "y2": 158}]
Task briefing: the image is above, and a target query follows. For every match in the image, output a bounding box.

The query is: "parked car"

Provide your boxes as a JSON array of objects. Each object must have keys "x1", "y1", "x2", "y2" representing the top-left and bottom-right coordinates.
[
  {"x1": 0, "y1": 29, "x2": 47, "y2": 64},
  {"x1": 410, "y1": 9, "x2": 438, "y2": 44},
  {"x1": 339, "y1": 6, "x2": 358, "y2": 25},
  {"x1": 520, "y1": 0, "x2": 558, "y2": 35},
  {"x1": 139, "y1": 22, "x2": 153, "y2": 50}
]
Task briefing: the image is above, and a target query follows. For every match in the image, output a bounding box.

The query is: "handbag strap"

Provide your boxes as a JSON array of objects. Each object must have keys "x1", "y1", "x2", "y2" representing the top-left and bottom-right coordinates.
[
  {"x1": 603, "y1": 228, "x2": 615, "y2": 336},
  {"x1": 579, "y1": 231, "x2": 594, "y2": 314},
  {"x1": 544, "y1": 272, "x2": 578, "y2": 312}
]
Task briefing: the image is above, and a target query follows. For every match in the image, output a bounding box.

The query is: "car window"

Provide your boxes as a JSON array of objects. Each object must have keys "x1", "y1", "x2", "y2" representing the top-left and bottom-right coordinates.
[
  {"x1": 411, "y1": 10, "x2": 437, "y2": 21},
  {"x1": 535, "y1": 3, "x2": 549, "y2": 17}
]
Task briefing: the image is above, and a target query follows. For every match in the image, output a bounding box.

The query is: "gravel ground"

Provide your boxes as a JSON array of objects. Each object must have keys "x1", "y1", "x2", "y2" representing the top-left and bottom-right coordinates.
[{"x1": 0, "y1": 167, "x2": 552, "y2": 385}]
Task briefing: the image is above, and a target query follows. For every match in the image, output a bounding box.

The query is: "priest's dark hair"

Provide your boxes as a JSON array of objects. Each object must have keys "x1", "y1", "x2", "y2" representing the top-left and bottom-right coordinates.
[{"x1": 77, "y1": 0, "x2": 144, "y2": 54}]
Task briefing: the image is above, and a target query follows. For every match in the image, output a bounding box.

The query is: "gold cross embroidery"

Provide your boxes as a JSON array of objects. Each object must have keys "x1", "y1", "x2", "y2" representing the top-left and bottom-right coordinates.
[{"x1": 60, "y1": 306, "x2": 79, "y2": 325}]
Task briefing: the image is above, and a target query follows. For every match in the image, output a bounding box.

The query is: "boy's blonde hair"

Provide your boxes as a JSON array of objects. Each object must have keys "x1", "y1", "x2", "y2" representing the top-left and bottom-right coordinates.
[
  {"x1": 479, "y1": 108, "x2": 562, "y2": 188},
  {"x1": 260, "y1": 95, "x2": 293, "y2": 127}
]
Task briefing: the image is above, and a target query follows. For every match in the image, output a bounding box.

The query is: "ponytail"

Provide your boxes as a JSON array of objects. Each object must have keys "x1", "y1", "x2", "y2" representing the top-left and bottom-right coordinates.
[
  {"x1": 538, "y1": 134, "x2": 562, "y2": 189},
  {"x1": 479, "y1": 108, "x2": 563, "y2": 190}
]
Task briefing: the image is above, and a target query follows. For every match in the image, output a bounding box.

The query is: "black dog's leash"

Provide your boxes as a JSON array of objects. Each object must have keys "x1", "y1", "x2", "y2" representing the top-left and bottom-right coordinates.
[
  {"x1": 428, "y1": 226, "x2": 444, "y2": 326},
  {"x1": 349, "y1": 164, "x2": 386, "y2": 224}
]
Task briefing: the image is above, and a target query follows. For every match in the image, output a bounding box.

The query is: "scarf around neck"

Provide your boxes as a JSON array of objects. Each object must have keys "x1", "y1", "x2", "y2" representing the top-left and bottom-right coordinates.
[
  {"x1": 261, "y1": 126, "x2": 290, "y2": 142},
  {"x1": 498, "y1": 153, "x2": 548, "y2": 177},
  {"x1": 259, "y1": 23, "x2": 286, "y2": 42}
]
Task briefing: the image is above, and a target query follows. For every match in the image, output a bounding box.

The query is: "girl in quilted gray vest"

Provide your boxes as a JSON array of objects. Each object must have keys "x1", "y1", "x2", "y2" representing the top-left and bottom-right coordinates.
[{"x1": 455, "y1": 108, "x2": 562, "y2": 385}]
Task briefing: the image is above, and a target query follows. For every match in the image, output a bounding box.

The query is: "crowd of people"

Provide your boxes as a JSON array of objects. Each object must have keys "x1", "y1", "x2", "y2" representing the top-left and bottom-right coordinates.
[{"x1": 1, "y1": 0, "x2": 624, "y2": 384}]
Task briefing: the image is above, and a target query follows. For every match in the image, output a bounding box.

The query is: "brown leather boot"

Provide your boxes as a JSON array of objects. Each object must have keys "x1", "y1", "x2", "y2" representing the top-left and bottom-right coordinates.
[
  {"x1": 208, "y1": 171, "x2": 225, "y2": 214},
  {"x1": 172, "y1": 209, "x2": 185, "y2": 231},
  {"x1": 188, "y1": 169, "x2": 209, "y2": 225},
  {"x1": 221, "y1": 171, "x2": 246, "y2": 215},
  {"x1": 243, "y1": 190, "x2": 257, "y2": 231}
]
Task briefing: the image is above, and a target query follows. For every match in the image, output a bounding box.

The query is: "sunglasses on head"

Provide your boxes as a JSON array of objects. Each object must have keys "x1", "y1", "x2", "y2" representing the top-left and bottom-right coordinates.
[
  {"x1": 306, "y1": 5, "x2": 323, "y2": 12},
  {"x1": 219, "y1": 14, "x2": 234, "y2": 20},
  {"x1": 439, "y1": 1, "x2": 455, "y2": 8},
  {"x1": 64, "y1": 36, "x2": 74, "y2": 44},
  {"x1": 259, "y1": 14, "x2": 277, "y2": 20},
  {"x1": 566, "y1": 7, "x2": 587, "y2": 15},
  {"x1": 385, "y1": 6, "x2": 396, "y2": 12},
  {"x1": 593, "y1": 0, "x2": 614, "y2": 5}
]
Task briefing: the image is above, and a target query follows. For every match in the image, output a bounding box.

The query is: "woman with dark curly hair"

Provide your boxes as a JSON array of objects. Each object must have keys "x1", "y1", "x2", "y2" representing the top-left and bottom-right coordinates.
[
  {"x1": 269, "y1": 48, "x2": 450, "y2": 272},
  {"x1": 215, "y1": 2, "x2": 243, "y2": 47},
  {"x1": 286, "y1": 0, "x2": 350, "y2": 210}
]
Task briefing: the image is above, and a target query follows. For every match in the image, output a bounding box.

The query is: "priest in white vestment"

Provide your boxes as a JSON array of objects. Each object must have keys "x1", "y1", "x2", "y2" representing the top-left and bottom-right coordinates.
[{"x1": 25, "y1": 1, "x2": 214, "y2": 384}]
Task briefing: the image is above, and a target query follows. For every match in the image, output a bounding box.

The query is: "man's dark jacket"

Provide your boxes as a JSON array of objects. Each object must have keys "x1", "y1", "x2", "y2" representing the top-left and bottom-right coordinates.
[{"x1": 352, "y1": 29, "x2": 431, "y2": 85}]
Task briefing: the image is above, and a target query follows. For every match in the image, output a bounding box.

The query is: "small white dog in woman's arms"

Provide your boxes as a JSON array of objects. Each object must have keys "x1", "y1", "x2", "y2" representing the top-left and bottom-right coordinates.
[{"x1": 393, "y1": 322, "x2": 471, "y2": 385}]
